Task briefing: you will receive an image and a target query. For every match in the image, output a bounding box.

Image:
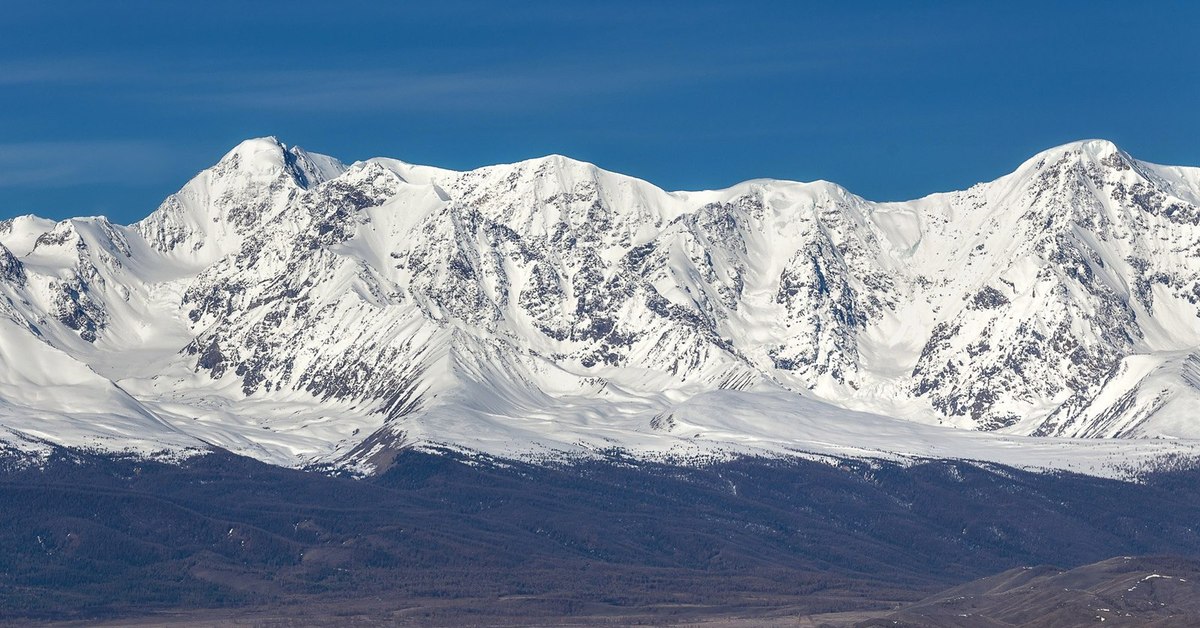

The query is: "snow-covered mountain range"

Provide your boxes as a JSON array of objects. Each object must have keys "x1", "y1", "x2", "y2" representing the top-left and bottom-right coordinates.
[{"x1": 1, "y1": 137, "x2": 1198, "y2": 476}]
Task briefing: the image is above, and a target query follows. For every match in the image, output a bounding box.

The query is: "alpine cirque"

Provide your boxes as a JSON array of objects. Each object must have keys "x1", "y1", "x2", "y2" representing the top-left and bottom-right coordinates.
[{"x1": 2, "y1": 137, "x2": 1199, "y2": 477}]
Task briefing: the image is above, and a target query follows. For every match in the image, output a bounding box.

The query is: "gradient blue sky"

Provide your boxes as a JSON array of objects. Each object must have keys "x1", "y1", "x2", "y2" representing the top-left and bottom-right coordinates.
[{"x1": 2, "y1": 1, "x2": 1197, "y2": 223}]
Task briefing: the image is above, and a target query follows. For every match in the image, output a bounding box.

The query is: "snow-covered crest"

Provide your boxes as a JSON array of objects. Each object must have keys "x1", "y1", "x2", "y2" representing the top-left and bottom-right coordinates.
[{"x1": 0, "y1": 137, "x2": 1198, "y2": 477}]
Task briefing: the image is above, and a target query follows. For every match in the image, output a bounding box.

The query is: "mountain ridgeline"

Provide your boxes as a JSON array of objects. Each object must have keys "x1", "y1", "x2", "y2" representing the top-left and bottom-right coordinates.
[{"x1": 0, "y1": 138, "x2": 1198, "y2": 472}]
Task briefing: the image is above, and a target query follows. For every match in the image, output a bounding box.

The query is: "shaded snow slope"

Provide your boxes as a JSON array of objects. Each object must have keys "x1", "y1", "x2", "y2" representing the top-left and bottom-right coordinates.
[{"x1": 0, "y1": 137, "x2": 1198, "y2": 476}]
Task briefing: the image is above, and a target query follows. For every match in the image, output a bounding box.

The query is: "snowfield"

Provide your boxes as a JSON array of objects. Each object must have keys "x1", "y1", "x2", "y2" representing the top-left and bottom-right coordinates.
[{"x1": 0, "y1": 137, "x2": 1198, "y2": 477}]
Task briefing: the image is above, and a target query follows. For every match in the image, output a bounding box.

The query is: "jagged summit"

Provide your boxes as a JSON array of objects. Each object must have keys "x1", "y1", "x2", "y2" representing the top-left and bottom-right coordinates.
[
  {"x1": 1044, "y1": 137, "x2": 1124, "y2": 157},
  {"x1": 1005, "y1": 138, "x2": 1132, "y2": 178},
  {"x1": 214, "y1": 136, "x2": 346, "y2": 188},
  {"x1": 217, "y1": 136, "x2": 290, "y2": 168},
  {"x1": 0, "y1": 137, "x2": 1197, "y2": 476}
]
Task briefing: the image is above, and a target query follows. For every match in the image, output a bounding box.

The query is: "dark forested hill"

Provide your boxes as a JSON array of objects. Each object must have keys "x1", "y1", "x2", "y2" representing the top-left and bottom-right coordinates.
[{"x1": 3, "y1": 448, "x2": 1200, "y2": 625}]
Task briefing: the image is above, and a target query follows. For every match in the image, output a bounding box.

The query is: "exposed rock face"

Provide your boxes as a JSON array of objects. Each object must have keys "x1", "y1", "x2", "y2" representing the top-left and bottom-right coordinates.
[{"x1": 0, "y1": 137, "x2": 1198, "y2": 469}]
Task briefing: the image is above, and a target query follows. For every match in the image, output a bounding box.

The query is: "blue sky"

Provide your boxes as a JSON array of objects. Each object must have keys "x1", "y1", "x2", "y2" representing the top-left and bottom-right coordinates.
[{"x1": 1, "y1": 1, "x2": 1198, "y2": 223}]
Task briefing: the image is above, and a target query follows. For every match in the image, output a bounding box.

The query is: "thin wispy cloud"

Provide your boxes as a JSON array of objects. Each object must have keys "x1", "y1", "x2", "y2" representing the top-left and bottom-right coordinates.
[
  {"x1": 0, "y1": 57, "x2": 693, "y2": 112},
  {"x1": 0, "y1": 57, "x2": 142, "y2": 86},
  {"x1": 0, "y1": 141, "x2": 176, "y2": 188},
  {"x1": 2, "y1": 47, "x2": 843, "y2": 114},
  {"x1": 158, "y1": 60, "x2": 805, "y2": 112}
]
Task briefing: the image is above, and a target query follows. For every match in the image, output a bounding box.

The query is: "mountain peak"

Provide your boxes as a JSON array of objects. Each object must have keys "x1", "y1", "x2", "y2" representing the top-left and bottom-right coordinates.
[
  {"x1": 1061, "y1": 138, "x2": 1122, "y2": 155},
  {"x1": 217, "y1": 136, "x2": 288, "y2": 169},
  {"x1": 213, "y1": 137, "x2": 345, "y2": 189},
  {"x1": 1021, "y1": 138, "x2": 1131, "y2": 170}
]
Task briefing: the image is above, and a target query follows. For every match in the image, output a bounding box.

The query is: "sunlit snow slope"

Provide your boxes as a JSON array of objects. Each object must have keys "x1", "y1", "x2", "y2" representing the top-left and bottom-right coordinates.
[{"x1": 1, "y1": 137, "x2": 1198, "y2": 475}]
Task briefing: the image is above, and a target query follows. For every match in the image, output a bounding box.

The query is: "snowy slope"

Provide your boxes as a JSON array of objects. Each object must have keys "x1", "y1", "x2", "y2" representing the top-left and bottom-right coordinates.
[{"x1": 0, "y1": 137, "x2": 1197, "y2": 476}]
